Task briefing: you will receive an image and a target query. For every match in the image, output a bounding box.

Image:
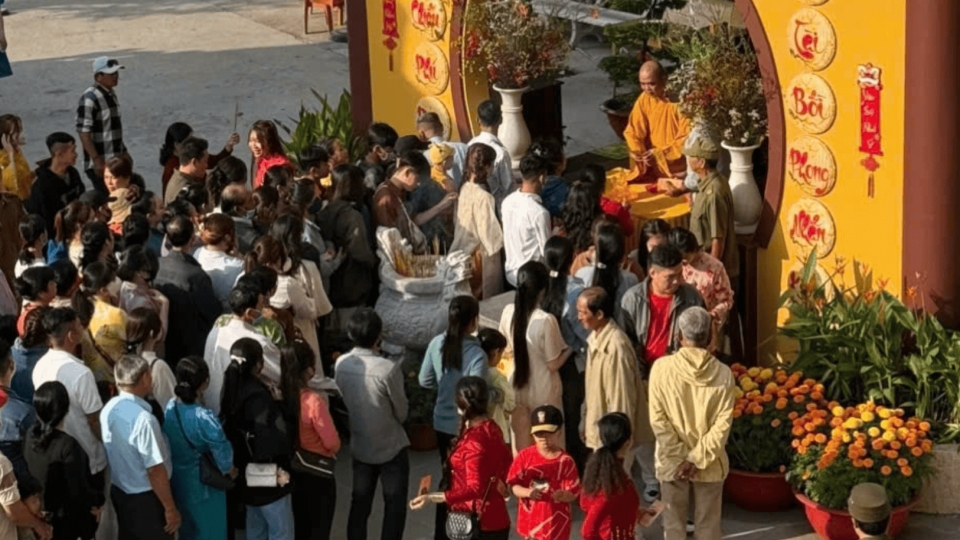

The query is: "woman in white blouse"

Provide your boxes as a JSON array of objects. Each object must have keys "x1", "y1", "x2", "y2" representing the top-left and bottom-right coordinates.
[
  {"x1": 193, "y1": 213, "x2": 244, "y2": 311},
  {"x1": 498, "y1": 261, "x2": 570, "y2": 452},
  {"x1": 450, "y1": 143, "x2": 503, "y2": 299}
]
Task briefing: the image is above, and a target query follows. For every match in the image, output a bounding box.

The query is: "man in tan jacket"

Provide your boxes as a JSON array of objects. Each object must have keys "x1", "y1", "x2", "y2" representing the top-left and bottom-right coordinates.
[{"x1": 648, "y1": 306, "x2": 736, "y2": 540}]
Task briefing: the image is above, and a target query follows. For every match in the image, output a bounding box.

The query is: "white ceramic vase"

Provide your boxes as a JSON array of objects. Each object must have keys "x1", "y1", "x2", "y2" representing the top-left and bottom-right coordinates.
[
  {"x1": 721, "y1": 140, "x2": 763, "y2": 235},
  {"x1": 494, "y1": 85, "x2": 531, "y2": 168}
]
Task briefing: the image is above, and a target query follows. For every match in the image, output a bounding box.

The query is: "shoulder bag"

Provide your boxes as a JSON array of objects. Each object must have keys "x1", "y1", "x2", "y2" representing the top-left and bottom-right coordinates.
[
  {"x1": 290, "y1": 448, "x2": 336, "y2": 478},
  {"x1": 445, "y1": 476, "x2": 495, "y2": 540},
  {"x1": 173, "y1": 403, "x2": 236, "y2": 491}
]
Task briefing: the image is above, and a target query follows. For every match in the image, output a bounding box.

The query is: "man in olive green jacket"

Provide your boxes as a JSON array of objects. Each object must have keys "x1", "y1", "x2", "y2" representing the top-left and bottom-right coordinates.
[
  {"x1": 849, "y1": 483, "x2": 891, "y2": 539},
  {"x1": 648, "y1": 306, "x2": 736, "y2": 540}
]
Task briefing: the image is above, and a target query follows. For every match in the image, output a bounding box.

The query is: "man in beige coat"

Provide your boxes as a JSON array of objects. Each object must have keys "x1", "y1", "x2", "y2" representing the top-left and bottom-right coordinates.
[{"x1": 649, "y1": 306, "x2": 736, "y2": 540}]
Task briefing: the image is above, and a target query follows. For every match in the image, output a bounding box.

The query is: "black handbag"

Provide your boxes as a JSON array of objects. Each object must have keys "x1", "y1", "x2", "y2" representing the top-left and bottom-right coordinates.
[
  {"x1": 445, "y1": 477, "x2": 494, "y2": 540},
  {"x1": 290, "y1": 448, "x2": 336, "y2": 478},
  {"x1": 174, "y1": 403, "x2": 236, "y2": 491}
]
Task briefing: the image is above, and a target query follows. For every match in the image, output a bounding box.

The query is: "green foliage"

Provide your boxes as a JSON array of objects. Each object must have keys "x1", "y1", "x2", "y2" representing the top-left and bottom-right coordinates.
[
  {"x1": 780, "y1": 251, "x2": 960, "y2": 443},
  {"x1": 598, "y1": 54, "x2": 642, "y2": 98},
  {"x1": 274, "y1": 90, "x2": 366, "y2": 167}
]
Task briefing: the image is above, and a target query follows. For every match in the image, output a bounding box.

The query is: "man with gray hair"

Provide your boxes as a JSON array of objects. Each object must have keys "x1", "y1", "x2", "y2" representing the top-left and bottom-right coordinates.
[
  {"x1": 648, "y1": 307, "x2": 736, "y2": 540},
  {"x1": 101, "y1": 355, "x2": 180, "y2": 539}
]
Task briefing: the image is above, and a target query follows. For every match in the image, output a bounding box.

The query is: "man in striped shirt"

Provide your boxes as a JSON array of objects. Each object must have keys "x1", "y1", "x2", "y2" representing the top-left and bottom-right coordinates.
[{"x1": 76, "y1": 56, "x2": 128, "y2": 193}]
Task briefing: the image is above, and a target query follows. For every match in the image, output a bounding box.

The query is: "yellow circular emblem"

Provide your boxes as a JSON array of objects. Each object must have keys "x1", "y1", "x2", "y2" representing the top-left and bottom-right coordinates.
[
  {"x1": 785, "y1": 73, "x2": 837, "y2": 135},
  {"x1": 786, "y1": 198, "x2": 837, "y2": 259},
  {"x1": 415, "y1": 97, "x2": 452, "y2": 140},
  {"x1": 411, "y1": 0, "x2": 447, "y2": 41},
  {"x1": 413, "y1": 42, "x2": 450, "y2": 96},
  {"x1": 798, "y1": 0, "x2": 830, "y2": 5},
  {"x1": 788, "y1": 8, "x2": 837, "y2": 72},
  {"x1": 787, "y1": 136, "x2": 837, "y2": 197}
]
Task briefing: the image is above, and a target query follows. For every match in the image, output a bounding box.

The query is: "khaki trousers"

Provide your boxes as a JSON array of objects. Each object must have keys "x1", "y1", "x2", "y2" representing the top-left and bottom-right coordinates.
[{"x1": 661, "y1": 480, "x2": 723, "y2": 540}]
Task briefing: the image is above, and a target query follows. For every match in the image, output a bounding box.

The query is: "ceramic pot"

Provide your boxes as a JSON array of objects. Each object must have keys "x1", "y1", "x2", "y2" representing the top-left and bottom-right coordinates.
[
  {"x1": 915, "y1": 443, "x2": 960, "y2": 514},
  {"x1": 721, "y1": 140, "x2": 763, "y2": 235},
  {"x1": 724, "y1": 469, "x2": 795, "y2": 512},
  {"x1": 405, "y1": 424, "x2": 438, "y2": 452},
  {"x1": 600, "y1": 99, "x2": 632, "y2": 140},
  {"x1": 494, "y1": 85, "x2": 531, "y2": 168},
  {"x1": 795, "y1": 491, "x2": 916, "y2": 540}
]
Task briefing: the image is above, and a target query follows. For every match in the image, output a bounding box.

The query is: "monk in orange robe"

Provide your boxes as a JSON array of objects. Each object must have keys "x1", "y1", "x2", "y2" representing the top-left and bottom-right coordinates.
[{"x1": 623, "y1": 61, "x2": 691, "y2": 183}]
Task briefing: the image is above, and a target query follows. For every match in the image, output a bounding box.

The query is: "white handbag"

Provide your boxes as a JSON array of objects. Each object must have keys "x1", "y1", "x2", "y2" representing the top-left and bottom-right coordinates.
[{"x1": 244, "y1": 463, "x2": 278, "y2": 488}]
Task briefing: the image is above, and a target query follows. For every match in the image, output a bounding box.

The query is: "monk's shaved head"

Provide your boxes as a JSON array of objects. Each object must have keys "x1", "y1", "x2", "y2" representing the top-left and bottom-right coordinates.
[{"x1": 639, "y1": 60, "x2": 666, "y2": 82}]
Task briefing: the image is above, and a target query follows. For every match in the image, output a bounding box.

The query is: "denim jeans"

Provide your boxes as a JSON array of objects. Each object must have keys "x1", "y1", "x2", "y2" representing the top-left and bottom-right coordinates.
[
  {"x1": 246, "y1": 495, "x2": 294, "y2": 540},
  {"x1": 347, "y1": 449, "x2": 409, "y2": 540}
]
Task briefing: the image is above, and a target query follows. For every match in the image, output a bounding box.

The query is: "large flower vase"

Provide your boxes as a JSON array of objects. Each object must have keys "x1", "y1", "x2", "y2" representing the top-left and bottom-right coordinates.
[
  {"x1": 494, "y1": 85, "x2": 531, "y2": 168},
  {"x1": 721, "y1": 141, "x2": 763, "y2": 235},
  {"x1": 795, "y1": 492, "x2": 917, "y2": 540}
]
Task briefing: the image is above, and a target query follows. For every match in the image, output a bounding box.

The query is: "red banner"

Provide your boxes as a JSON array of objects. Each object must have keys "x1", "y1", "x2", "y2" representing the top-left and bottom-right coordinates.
[
  {"x1": 858, "y1": 64, "x2": 883, "y2": 197},
  {"x1": 382, "y1": 0, "x2": 399, "y2": 71}
]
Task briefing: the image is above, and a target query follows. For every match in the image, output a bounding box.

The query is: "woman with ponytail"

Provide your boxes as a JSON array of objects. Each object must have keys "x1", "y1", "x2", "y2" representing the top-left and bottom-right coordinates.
[
  {"x1": 162, "y1": 356, "x2": 235, "y2": 540},
  {"x1": 15, "y1": 214, "x2": 46, "y2": 278},
  {"x1": 117, "y1": 244, "x2": 169, "y2": 344},
  {"x1": 498, "y1": 261, "x2": 570, "y2": 451},
  {"x1": 47, "y1": 201, "x2": 94, "y2": 266},
  {"x1": 25, "y1": 380, "x2": 104, "y2": 540},
  {"x1": 194, "y1": 213, "x2": 243, "y2": 311},
  {"x1": 580, "y1": 413, "x2": 641, "y2": 540},
  {"x1": 73, "y1": 261, "x2": 126, "y2": 382},
  {"x1": 418, "y1": 295, "x2": 487, "y2": 538},
  {"x1": 77, "y1": 220, "x2": 115, "y2": 271},
  {"x1": 575, "y1": 220, "x2": 639, "y2": 319},
  {"x1": 410, "y1": 376, "x2": 512, "y2": 540},
  {"x1": 125, "y1": 307, "x2": 176, "y2": 408},
  {"x1": 13, "y1": 266, "x2": 56, "y2": 337},
  {"x1": 449, "y1": 143, "x2": 503, "y2": 299},
  {"x1": 220, "y1": 337, "x2": 294, "y2": 539},
  {"x1": 280, "y1": 340, "x2": 340, "y2": 540},
  {"x1": 542, "y1": 236, "x2": 591, "y2": 470}
]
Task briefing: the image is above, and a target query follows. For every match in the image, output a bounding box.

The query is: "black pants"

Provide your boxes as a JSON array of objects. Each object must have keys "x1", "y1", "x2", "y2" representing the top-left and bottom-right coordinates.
[
  {"x1": 560, "y1": 360, "x2": 588, "y2": 474},
  {"x1": 293, "y1": 471, "x2": 337, "y2": 540},
  {"x1": 434, "y1": 431, "x2": 456, "y2": 540},
  {"x1": 111, "y1": 485, "x2": 173, "y2": 540},
  {"x1": 347, "y1": 449, "x2": 409, "y2": 540}
]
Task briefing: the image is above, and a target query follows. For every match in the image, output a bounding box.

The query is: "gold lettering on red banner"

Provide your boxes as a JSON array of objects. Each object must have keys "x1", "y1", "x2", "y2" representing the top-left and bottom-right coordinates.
[
  {"x1": 858, "y1": 64, "x2": 883, "y2": 197},
  {"x1": 382, "y1": 0, "x2": 399, "y2": 71}
]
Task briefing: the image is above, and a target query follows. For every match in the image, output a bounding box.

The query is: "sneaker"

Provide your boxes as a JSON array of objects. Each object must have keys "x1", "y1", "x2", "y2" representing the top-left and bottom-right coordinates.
[
  {"x1": 686, "y1": 520, "x2": 695, "y2": 534},
  {"x1": 642, "y1": 483, "x2": 660, "y2": 503}
]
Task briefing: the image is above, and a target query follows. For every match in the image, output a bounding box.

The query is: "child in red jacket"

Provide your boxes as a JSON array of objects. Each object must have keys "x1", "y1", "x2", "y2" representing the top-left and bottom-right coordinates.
[{"x1": 507, "y1": 405, "x2": 580, "y2": 540}]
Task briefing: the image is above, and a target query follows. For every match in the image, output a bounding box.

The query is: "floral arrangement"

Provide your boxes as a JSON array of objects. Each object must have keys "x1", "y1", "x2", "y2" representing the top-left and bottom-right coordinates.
[
  {"x1": 781, "y1": 251, "x2": 960, "y2": 443},
  {"x1": 463, "y1": 0, "x2": 570, "y2": 89},
  {"x1": 787, "y1": 400, "x2": 935, "y2": 509},
  {"x1": 667, "y1": 26, "x2": 768, "y2": 146},
  {"x1": 728, "y1": 364, "x2": 827, "y2": 473}
]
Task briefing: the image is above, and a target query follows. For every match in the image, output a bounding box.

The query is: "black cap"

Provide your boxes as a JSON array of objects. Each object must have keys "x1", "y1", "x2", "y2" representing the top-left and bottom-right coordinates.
[{"x1": 530, "y1": 405, "x2": 563, "y2": 434}]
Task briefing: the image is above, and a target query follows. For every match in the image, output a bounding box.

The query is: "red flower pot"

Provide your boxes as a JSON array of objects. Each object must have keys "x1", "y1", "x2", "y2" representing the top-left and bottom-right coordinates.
[
  {"x1": 723, "y1": 469, "x2": 795, "y2": 512},
  {"x1": 794, "y1": 492, "x2": 917, "y2": 540},
  {"x1": 405, "y1": 424, "x2": 438, "y2": 452}
]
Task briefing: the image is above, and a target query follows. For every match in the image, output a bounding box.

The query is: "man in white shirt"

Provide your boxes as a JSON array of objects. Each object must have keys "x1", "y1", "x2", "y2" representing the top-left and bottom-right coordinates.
[
  {"x1": 32, "y1": 308, "x2": 106, "y2": 477},
  {"x1": 203, "y1": 284, "x2": 282, "y2": 416},
  {"x1": 417, "y1": 112, "x2": 467, "y2": 187},
  {"x1": 502, "y1": 154, "x2": 552, "y2": 287},
  {"x1": 467, "y1": 100, "x2": 514, "y2": 210}
]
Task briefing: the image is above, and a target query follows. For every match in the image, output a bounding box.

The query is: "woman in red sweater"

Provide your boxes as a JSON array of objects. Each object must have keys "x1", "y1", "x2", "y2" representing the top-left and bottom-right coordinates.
[
  {"x1": 281, "y1": 340, "x2": 341, "y2": 540},
  {"x1": 249, "y1": 120, "x2": 291, "y2": 188},
  {"x1": 410, "y1": 376, "x2": 513, "y2": 540},
  {"x1": 580, "y1": 413, "x2": 641, "y2": 540}
]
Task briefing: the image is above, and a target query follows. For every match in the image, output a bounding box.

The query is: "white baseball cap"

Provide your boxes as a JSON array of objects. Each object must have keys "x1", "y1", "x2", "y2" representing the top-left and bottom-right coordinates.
[{"x1": 92, "y1": 56, "x2": 124, "y2": 75}]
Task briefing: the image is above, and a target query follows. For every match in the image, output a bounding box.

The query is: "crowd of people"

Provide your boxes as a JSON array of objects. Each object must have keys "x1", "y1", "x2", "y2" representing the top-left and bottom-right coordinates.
[{"x1": 0, "y1": 50, "x2": 758, "y2": 540}]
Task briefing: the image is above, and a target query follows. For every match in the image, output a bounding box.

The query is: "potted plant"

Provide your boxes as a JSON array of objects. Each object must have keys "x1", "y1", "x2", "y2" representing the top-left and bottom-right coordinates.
[
  {"x1": 463, "y1": 0, "x2": 570, "y2": 164},
  {"x1": 401, "y1": 353, "x2": 438, "y2": 451},
  {"x1": 725, "y1": 364, "x2": 826, "y2": 512},
  {"x1": 274, "y1": 89, "x2": 367, "y2": 169},
  {"x1": 668, "y1": 25, "x2": 768, "y2": 233},
  {"x1": 787, "y1": 401, "x2": 935, "y2": 540},
  {"x1": 780, "y1": 252, "x2": 960, "y2": 513}
]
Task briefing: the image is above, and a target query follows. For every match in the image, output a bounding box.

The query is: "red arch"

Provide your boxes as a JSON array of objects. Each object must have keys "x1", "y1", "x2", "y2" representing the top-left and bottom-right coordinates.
[{"x1": 735, "y1": 0, "x2": 785, "y2": 248}]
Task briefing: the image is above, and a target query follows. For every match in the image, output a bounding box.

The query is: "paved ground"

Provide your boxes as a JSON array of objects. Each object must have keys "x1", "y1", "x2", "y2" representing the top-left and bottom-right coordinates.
[
  {"x1": 3, "y1": 1, "x2": 959, "y2": 538},
  {"x1": 0, "y1": 0, "x2": 621, "y2": 195}
]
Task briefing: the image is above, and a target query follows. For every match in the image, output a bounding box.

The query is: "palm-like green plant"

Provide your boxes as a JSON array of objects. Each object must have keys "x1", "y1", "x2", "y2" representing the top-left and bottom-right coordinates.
[
  {"x1": 779, "y1": 252, "x2": 960, "y2": 443},
  {"x1": 274, "y1": 90, "x2": 367, "y2": 168}
]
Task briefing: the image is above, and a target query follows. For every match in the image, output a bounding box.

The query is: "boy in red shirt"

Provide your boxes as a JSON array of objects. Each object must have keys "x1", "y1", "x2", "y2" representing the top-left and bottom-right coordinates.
[{"x1": 507, "y1": 405, "x2": 580, "y2": 540}]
